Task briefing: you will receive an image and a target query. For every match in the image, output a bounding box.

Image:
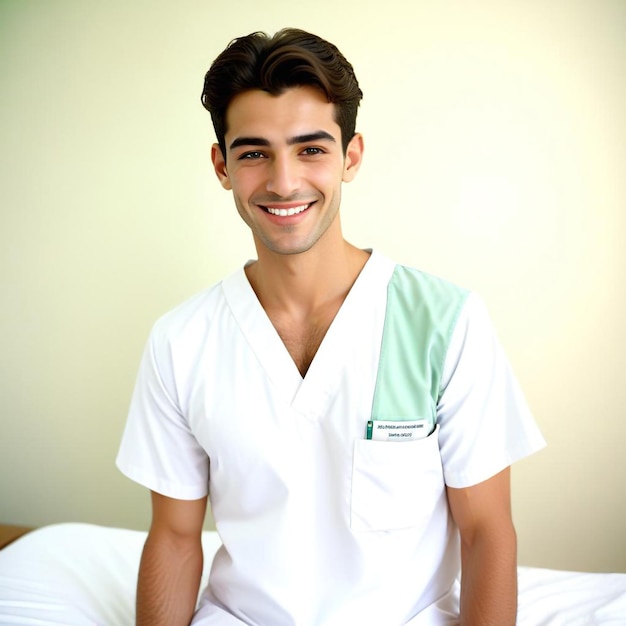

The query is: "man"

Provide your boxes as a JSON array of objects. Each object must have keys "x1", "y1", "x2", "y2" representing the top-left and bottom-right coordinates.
[{"x1": 117, "y1": 28, "x2": 545, "y2": 625}]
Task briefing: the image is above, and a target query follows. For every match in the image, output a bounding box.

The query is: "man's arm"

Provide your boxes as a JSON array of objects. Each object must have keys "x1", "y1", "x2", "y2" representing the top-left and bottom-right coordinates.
[
  {"x1": 446, "y1": 467, "x2": 517, "y2": 626},
  {"x1": 136, "y1": 491, "x2": 208, "y2": 626}
]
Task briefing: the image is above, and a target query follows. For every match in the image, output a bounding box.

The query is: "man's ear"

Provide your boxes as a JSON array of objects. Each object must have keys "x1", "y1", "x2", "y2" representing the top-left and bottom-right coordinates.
[
  {"x1": 211, "y1": 144, "x2": 232, "y2": 190},
  {"x1": 342, "y1": 133, "x2": 364, "y2": 183}
]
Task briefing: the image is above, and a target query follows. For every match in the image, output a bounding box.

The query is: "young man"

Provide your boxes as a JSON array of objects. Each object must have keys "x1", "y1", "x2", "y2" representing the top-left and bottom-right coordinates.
[{"x1": 117, "y1": 28, "x2": 545, "y2": 625}]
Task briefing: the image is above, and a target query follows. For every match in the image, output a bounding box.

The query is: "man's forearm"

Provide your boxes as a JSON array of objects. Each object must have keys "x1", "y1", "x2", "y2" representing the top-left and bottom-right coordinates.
[
  {"x1": 458, "y1": 527, "x2": 518, "y2": 626},
  {"x1": 136, "y1": 531, "x2": 203, "y2": 626}
]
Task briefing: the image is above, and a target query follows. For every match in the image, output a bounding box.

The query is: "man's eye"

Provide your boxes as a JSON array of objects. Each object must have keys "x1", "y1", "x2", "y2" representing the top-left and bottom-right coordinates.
[
  {"x1": 239, "y1": 151, "x2": 265, "y2": 160},
  {"x1": 302, "y1": 147, "x2": 324, "y2": 155}
]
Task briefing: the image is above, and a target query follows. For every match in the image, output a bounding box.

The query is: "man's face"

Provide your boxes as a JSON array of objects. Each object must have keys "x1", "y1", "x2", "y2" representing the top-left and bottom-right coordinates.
[{"x1": 212, "y1": 86, "x2": 362, "y2": 257}]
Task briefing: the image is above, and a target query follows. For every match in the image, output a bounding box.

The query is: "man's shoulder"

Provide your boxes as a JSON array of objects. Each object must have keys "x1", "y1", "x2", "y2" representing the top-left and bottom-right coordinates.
[
  {"x1": 149, "y1": 269, "x2": 240, "y2": 345},
  {"x1": 386, "y1": 259, "x2": 470, "y2": 303}
]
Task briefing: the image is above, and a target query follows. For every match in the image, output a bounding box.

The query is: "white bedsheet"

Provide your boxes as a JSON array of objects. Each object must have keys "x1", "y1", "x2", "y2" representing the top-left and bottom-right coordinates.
[{"x1": 0, "y1": 523, "x2": 624, "y2": 625}]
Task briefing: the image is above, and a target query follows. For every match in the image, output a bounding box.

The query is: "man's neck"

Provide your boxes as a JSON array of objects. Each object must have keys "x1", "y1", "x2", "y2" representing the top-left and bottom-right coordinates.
[
  {"x1": 245, "y1": 239, "x2": 370, "y2": 320},
  {"x1": 244, "y1": 229, "x2": 370, "y2": 377}
]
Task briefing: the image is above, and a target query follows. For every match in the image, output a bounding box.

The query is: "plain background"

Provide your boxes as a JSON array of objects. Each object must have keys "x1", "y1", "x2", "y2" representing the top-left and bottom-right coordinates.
[{"x1": 1, "y1": 0, "x2": 624, "y2": 573}]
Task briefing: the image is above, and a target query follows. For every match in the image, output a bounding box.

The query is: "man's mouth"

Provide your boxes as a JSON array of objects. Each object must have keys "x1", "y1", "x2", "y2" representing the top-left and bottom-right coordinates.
[{"x1": 261, "y1": 202, "x2": 313, "y2": 216}]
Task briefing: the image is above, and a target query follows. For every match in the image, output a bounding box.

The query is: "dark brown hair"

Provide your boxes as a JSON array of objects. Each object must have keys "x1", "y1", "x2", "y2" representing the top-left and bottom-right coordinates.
[{"x1": 201, "y1": 28, "x2": 363, "y2": 158}]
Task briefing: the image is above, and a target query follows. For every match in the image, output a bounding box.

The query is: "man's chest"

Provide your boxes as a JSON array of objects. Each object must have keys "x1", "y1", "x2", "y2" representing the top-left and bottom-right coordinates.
[
  {"x1": 273, "y1": 320, "x2": 330, "y2": 377},
  {"x1": 265, "y1": 298, "x2": 344, "y2": 378}
]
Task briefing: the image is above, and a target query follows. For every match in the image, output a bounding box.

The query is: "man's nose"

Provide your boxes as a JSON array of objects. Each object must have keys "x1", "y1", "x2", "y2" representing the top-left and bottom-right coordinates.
[{"x1": 266, "y1": 156, "x2": 300, "y2": 197}]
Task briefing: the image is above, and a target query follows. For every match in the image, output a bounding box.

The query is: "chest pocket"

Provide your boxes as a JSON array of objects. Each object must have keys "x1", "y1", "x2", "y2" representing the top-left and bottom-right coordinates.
[
  {"x1": 351, "y1": 425, "x2": 444, "y2": 532},
  {"x1": 349, "y1": 266, "x2": 467, "y2": 532}
]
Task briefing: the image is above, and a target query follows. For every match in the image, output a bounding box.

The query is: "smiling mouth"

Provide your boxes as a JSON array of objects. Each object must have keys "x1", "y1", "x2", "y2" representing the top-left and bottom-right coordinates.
[{"x1": 261, "y1": 202, "x2": 313, "y2": 216}]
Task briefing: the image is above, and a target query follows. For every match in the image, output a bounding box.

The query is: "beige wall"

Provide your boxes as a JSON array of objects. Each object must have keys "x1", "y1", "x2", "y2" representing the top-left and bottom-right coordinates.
[{"x1": 1, "y1": 0, "x2": 624, "y2": 573}]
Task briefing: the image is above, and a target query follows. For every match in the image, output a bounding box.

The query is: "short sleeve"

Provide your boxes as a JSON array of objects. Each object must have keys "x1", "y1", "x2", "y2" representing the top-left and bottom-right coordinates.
[
  {"x1": 116, "y1": 327, "x2": 210, "y2": 500},
  {"x1": 437, "y1": 293, "x2": 546, "y2": 488}
]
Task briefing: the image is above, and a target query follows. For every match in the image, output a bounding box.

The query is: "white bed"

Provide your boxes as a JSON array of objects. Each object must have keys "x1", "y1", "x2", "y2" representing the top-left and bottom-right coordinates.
[{"x1": 0, "y1": 523, "x2": 624, "y2": 625}]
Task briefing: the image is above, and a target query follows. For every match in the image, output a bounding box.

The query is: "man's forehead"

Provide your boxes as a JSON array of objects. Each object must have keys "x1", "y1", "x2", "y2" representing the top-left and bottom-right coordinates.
[
  {"x1": 227, "y1": 84, "x2": 331, "y2": 111},
  {"x1": 224, "y1": 86, "x2": 340, "y2": 145}
]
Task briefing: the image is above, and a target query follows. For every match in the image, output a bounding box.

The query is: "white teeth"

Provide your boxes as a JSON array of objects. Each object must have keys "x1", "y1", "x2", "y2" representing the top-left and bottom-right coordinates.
[{"x1": 266, "y1": 204, "x2": 309, "y2": 216}]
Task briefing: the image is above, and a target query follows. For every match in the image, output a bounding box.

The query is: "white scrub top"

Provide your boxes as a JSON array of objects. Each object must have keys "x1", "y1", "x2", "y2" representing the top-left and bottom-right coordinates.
[{"x1": 116, "y1": 250, "x2": 545, "y2": 625}]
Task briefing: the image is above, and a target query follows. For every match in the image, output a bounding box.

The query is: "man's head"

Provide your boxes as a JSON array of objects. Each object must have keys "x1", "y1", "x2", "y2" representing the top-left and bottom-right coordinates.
[{"x1": 201, "y1": 28, "x2": 363, "y2": 159}]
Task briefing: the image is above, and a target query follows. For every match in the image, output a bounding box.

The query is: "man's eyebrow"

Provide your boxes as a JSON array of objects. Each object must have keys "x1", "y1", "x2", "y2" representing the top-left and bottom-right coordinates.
[
  {"x1": 287, "y1": 131, "x2": 336, "y2": 145},
  {"x1": 229, "y1": 137, "x2": 270, "y2": 151},
  {"x1": 228, "y1": 131, "x2": 336, "y2": 152}
]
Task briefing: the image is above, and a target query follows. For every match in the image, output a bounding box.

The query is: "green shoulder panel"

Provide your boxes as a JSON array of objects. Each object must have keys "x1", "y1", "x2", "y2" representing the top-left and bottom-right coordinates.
[{"x1": 371, "y1": 265, "x2": 469, "y2": 425}]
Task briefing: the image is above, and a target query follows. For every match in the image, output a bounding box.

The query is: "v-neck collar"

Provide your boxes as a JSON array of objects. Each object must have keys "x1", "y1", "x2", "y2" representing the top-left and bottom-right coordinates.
[{"x1": 221, "y1": 250, "x2": 395, "y2": 419}]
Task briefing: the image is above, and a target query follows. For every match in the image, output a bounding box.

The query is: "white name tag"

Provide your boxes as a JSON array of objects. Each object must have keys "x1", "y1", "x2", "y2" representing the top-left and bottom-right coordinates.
[{"x1": 368, "y1": 419, "x2": 431, "y2": 441}]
